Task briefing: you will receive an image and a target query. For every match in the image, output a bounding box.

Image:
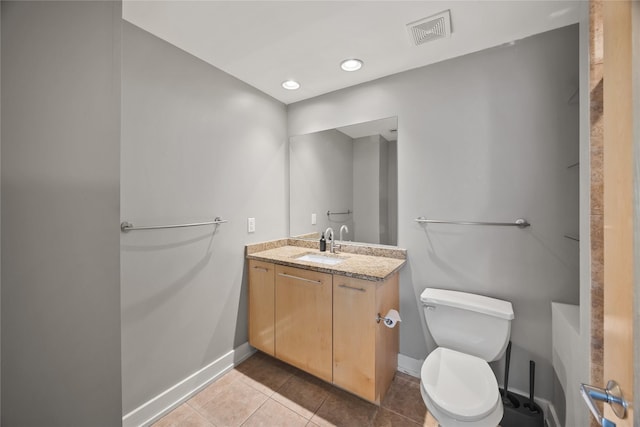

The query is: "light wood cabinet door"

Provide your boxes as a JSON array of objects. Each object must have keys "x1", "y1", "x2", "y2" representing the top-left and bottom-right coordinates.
[
  {"x1": 374, "y1": 273, "x2": 399, "y2": 403},
  {"x1": 275, "y1": 265, "x2": 333, "y2": 382},
  {"x1": 333, "y1": 276, "x2": 377, "y2": 401},
  {"x1": 248, "y1": 260, "x2": 275, "y2": 356},
  {"x1": 333, "y1": 273, "x2": 399, "y2": 404}
]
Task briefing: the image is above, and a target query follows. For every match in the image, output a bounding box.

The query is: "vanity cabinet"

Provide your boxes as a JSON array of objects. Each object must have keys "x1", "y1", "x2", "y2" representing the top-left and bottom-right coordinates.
[
  {"x1": 246, "y1": 247, "x2": 403, "y2": 404},
  {"x1": 248, "y1": 260, "x2": 275, "y2": 356},
  {"x1": 333, "y1": 273, "x2": 399, "y2": 403},
  {"x1": 274, "y1": 265, "x2": 333, "y2": 382}
]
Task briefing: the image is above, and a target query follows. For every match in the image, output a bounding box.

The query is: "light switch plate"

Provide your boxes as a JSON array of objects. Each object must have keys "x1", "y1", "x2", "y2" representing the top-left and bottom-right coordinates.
[
  {"x1": 311, "y1": 213, "x2": 317, "y2": 225},
  {"x1": 247, "y1": 217, "x2": 256, "y2": 233}
]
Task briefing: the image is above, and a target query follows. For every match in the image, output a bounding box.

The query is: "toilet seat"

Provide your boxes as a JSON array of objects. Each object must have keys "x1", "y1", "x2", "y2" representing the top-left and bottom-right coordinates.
[{"x1": 421, "y1": 347, "x2": 500, "y2": 422}]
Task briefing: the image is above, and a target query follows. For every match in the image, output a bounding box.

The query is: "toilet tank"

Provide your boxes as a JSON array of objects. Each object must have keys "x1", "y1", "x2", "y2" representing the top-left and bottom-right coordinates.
[{"x1": 421, "y1": 288, "x2": 514, "y2": 362}]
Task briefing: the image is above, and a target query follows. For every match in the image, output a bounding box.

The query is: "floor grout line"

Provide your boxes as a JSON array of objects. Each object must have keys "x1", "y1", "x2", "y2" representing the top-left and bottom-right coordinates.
[
  {"x1": 380, "y1": 405, "x2": 425, "y2": 426},
  {"x1": 238, "y1": 396, "x2": 270, "y2": 427},
  {"x1": 186, "y1": 400, "x2": 221, "y2": 427}
]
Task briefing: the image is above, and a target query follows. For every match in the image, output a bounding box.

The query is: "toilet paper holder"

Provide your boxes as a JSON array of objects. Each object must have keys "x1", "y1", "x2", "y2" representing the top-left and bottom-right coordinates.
[
  {"x1": 376, "y1": 309, "x2": 401, "y2": 327},
  {"x1": 376, "y1": 313, "x2": 389, "y2": 324}
]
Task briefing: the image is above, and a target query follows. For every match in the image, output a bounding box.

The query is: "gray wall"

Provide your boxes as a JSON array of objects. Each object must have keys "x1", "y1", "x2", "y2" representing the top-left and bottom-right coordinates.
[
  {"x1": 353, "y1": 135, "x2": 383, "y2": 244},
  {"x1": 288, "y1": 25, "x2": 580, "y2": 400},
  {"x1": 121, "y1": 22, "x2": 288, "y2": 413},
  {"x1": 388, "y1": 140, "x2": 398, "y2": 247},
  {"x1": 353, "y1": 136, "x2": 380, "y2": 243},
  {"x1": 378, "y1": 136, "x2": 390, "y2": 245},
  {"x1": 290, "y1": 129, "x2": 354, "y2": 238},
  {"x1": 1, "y1": 2, "x2": 122, "y2": 425}
]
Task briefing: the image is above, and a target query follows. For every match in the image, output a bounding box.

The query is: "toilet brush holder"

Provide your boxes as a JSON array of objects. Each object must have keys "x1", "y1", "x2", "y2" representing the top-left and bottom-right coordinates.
[
  {"x1": 500, "y1": 390, "x2": 544, "y2": 427},
  {"x1": 500, "y1": 360, "x2": 544, "y2": 427}
]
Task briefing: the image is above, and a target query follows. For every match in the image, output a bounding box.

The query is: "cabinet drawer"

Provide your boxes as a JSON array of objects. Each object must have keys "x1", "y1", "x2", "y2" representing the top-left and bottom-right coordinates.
[
  {"x1": 275, "y1": 265, "x2": 333, "y2": 382},
  {"x1": 248, "y1": 260, "x2": 275, "y2": 355}
]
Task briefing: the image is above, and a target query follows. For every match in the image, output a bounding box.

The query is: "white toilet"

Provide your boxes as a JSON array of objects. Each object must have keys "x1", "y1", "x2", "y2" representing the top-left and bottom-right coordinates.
[{"x1": 419, "y1": 288, "x2": 514, "y2": 427}]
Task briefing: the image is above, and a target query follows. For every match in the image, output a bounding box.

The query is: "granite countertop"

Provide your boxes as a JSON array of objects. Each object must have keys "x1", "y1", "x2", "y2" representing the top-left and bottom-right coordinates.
[{"x1": 246, "y1": 243, "x2": 406, "y2": 282}]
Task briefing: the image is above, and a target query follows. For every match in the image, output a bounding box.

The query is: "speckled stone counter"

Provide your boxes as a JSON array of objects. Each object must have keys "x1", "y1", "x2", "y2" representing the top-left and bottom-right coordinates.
[{"x1": 246, "y1": 239, "x2": 406, "y2": 281}]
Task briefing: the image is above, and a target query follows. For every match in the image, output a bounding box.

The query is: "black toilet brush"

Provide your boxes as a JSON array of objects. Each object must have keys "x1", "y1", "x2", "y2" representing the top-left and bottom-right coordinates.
[
  {"x1": 501, "y1": 341, "x2": 517, "y2": 408},
  {"x1": 500, "y1": 357, "x2": 543, "y2": 427},
  {"x1": 524, "y1": 360, "x2": 541, "y2": 414}
]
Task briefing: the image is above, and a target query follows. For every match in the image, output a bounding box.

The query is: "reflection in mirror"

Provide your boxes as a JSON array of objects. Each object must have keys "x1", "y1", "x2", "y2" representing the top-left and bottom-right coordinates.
[{"x1": 289, "y1": 117, "x2": 398, "y2": 246}]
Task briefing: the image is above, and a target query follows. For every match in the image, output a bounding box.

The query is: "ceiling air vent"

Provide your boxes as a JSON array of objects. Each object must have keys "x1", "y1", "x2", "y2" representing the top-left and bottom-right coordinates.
[{"x1": 406, "y1": 10, "x2": 451, "y2": 46}]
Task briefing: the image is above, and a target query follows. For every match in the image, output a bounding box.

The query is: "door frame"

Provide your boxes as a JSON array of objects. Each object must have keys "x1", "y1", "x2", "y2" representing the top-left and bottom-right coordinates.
[
  {"x1": 632, "y1": 2, "x2": 640, "y2": 425},
  {"x1": 602, "y1": 1, "x2": 638, "y2": 426}
]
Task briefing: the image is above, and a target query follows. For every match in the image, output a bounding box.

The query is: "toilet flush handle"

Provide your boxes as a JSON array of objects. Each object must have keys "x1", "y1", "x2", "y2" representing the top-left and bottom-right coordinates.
[{"x1": 424, "y1": 305, "x2": 436, "y2": 310}]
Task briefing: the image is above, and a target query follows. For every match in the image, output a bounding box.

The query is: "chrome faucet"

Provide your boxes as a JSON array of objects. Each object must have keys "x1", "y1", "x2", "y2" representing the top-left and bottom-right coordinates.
[
  {"x1": 324, "y1": 227, "x2": 338, "y2": 253},
  {"x1": 339, "y1": 225, "x2": 349, "y2": 242}
]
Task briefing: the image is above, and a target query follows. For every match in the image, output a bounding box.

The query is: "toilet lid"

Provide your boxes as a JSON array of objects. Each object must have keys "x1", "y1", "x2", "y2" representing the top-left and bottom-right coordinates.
[{"x1": 421, "y1": 347, "x2": 500, "y2": 422}]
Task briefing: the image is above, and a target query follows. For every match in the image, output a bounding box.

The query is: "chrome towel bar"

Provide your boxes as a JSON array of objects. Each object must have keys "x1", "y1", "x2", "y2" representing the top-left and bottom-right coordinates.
[
  {"x1": 327, "y1": 209, "x2": 351, "y2": 216},
  {"x1": 415, "y1": 217, "x2": 530, "y2": 228},
  {"x1": 120, "y1": 217, "x2": 228, "y2": 233}
]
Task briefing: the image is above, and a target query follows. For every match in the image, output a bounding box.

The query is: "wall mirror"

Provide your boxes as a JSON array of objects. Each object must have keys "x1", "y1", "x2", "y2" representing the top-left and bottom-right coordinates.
[{"x1": 289, "y1": 116, "x2": 398, "y2": 246}]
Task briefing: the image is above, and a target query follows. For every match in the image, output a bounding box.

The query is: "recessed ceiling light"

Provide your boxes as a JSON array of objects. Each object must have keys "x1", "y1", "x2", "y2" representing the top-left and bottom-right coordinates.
[
  {"x1": 340, "y1": 59, "x2": 363, "y2": 72},
  {"x1": 282, "y1": 80, "x2": 300, "y2": 90}
]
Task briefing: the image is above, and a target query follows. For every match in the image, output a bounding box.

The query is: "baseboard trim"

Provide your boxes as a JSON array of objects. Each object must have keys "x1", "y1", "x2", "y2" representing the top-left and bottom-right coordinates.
[
  {"x1": 397, "y1": 353, "x2": 423, "y2": 378},
  {"x1": 122, "y1": 342, "x2": 255, "y2": 427},
  {"x1": 545, "y1": 401, "x2": 561, "y2": 427}
]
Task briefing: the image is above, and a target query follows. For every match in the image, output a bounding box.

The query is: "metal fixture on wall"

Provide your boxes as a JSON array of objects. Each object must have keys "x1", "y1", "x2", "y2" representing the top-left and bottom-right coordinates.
[
  {"x1": 414, "y1": 217, "x2": 530, "y2": 228},
  {"x1": 327, "y1": 209, "x2": 352, "y2": 217},
  {"x1": 120, "y1": 217, "x2": 228, "y2": 232}
]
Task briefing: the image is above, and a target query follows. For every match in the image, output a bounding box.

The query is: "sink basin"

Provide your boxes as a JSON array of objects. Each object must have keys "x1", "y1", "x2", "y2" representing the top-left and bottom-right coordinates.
[{"x1": 295, "y1": 253, "x2": 345, "y2": 266}]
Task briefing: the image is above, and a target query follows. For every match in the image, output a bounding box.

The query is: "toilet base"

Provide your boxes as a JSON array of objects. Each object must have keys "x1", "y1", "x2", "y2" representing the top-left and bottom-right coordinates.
[{"x1": 420, "y1": 381, "x2": 503, "y2": 427}]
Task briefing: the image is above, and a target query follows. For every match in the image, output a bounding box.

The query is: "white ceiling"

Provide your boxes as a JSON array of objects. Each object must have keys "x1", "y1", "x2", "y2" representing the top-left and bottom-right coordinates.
[{"x1": 123, "y1": 1, "x2": 580, "y2": 105}]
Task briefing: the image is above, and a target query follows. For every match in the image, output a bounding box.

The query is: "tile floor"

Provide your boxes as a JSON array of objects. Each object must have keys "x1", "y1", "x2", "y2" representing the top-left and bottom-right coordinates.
[{"x1": 152, "y1": 351, "x2": 438, "y2": 427}]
